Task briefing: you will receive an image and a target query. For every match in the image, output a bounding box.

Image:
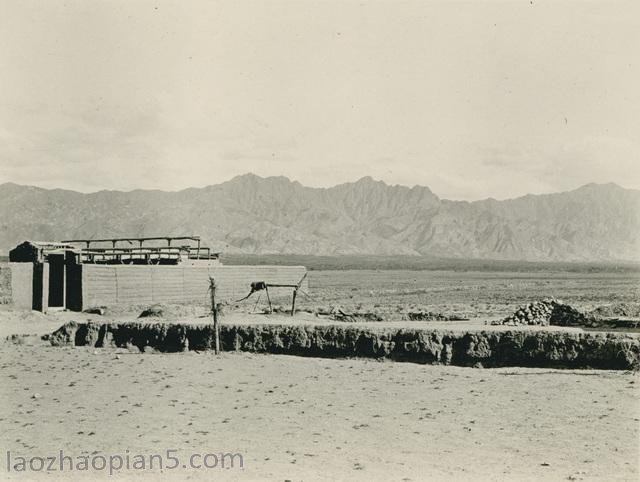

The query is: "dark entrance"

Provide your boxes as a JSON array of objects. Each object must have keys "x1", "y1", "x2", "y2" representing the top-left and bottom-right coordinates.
[
  {"x1": 48, "y1": 254, "x2": 65, "y2": 308},
  {"x1": 65, "y1": 251, "x2": 82, "y2": 311}
]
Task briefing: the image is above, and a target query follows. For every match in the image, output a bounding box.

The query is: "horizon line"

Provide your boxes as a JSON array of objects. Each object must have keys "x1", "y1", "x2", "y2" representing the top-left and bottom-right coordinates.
[{"x1": 0, "y1": 173, "x2": 633, "y2": 203}]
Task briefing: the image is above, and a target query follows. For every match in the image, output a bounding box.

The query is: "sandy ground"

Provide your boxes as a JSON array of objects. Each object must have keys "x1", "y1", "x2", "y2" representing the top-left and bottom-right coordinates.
[
  {"x1": 1, "y1": 307, "x2": 639, "y2": 481},
  {"x1": 0, "y1": 341, "x2": 638, "y2": 480}
]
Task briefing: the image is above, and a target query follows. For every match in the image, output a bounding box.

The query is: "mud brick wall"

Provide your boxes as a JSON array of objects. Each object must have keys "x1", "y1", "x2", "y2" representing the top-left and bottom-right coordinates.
[
  {"x1": 81, "y1": 265, "x2": 307, "y2": 309},
  {"x1": 51, "y1": 321, "x2": 640, "y2": 370},
  {"x1": 0, "y1": 263, "x2": 34, "y2": 308},
  {"x1": 0, "y1": 264, "x2": 11, "y2": 304}
]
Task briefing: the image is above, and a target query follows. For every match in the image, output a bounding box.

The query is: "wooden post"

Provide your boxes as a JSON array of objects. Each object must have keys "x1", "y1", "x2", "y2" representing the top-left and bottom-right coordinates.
[
  {"x1": 209, "y1": 277, "x2": 220, "y2": 354},
  {"x1": 291, "y1": 288, "x2": 297, "y2": 317}
]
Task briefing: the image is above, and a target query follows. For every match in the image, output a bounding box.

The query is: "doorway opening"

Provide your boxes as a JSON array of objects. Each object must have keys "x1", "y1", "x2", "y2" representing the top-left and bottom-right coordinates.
[{"x1": 48, "y1": 254, "x2": 65, "y2": 309}]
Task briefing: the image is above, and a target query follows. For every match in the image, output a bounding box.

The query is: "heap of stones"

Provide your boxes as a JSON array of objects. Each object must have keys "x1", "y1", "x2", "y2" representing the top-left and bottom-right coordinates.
[{"x1": 492, "y1": 298, "x2": 587, "y2": 327}]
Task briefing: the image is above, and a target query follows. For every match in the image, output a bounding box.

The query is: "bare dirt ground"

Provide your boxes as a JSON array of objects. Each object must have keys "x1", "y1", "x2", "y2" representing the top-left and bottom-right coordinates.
[
  {"x1": 1, "y1": 323, "x2": 639, "y2": 481},
  {"x1": 306, "y1": 269, "x2": 640, "y2": 319}
]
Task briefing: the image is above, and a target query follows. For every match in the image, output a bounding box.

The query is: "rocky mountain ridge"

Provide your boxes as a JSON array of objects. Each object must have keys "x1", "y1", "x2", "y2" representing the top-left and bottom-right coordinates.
[{"x1": 0, "y1": 174, "x2": 638, "y2": 261}]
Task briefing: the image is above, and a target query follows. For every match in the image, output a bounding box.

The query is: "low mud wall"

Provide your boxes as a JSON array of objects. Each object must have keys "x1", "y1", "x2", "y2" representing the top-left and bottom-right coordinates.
[
  {"x1": 48, "y1": 321, "x2": 640, "y2": 370},
  {"x1": 81, "y1": 265, "x2": 307, "y2": 309},
  {"x1": 0, "y1": 263, "x2": 34, "y2": 308}
]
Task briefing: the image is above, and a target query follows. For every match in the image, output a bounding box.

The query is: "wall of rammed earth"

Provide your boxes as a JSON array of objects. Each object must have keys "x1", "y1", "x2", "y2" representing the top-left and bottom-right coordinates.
[{"x1": 48, "y1": 321, "x2": 640, "y2": 370}]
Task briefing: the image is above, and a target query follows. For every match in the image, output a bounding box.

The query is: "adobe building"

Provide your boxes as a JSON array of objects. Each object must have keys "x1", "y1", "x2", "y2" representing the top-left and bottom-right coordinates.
[{"x1": 1, "y1": 236, "x2": 306, "y2": 312}]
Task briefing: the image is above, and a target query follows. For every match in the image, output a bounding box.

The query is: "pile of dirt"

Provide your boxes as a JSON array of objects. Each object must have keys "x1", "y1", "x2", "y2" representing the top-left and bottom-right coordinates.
[
  {"x1": 492, "y1": 299, "x2": 587, "y2": 327},
  {"x1": 139, "y1": 305, "x2": 164, "y2": 318},
  {"x1": 47, "y1": 321, "x2": 80, "y2": 346}
]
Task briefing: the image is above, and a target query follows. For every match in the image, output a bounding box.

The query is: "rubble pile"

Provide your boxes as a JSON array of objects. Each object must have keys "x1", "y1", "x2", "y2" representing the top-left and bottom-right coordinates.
[{"x1": 492, "y1": 298, "x2": 587, "y2": 327}]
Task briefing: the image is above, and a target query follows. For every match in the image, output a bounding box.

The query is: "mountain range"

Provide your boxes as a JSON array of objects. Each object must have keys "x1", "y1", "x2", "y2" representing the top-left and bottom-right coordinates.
[{"x1": 0, "y1": 174, "x2": 638, "y2": 262}]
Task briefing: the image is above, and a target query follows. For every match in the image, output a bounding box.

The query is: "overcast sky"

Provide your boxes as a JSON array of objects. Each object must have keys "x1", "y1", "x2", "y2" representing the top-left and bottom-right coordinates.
[{"x1": 0, "y1": 0, "x2": 638, "y2": 200}]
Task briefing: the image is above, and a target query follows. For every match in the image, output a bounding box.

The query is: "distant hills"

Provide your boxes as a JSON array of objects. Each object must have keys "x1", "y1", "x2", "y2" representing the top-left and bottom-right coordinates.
[{"x1": 1, "y1": 174, "x2": 638, "y2": 262}]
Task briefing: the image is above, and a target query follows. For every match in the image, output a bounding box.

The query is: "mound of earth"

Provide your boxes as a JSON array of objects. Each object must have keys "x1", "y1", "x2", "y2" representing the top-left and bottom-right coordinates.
[
  {"x1": 47, "y1": 321, "x2": 80, "y2": 346},
  {"x1": 492, "y1": 299, "x2": 587, "y2": 327},
  {"x1": 139, "y1": 304, "x2": 164, "y2": 318}
]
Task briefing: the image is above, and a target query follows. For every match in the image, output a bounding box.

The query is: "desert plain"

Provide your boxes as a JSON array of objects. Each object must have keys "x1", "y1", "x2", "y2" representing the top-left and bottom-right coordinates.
[{"x1": 1, "y1": 268, "x2": 639, "y2": 481}]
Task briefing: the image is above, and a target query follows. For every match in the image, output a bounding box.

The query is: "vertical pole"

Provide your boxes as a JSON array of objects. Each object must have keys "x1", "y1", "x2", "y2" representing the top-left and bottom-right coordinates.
[
  {"x1": 291, "y1": 288, "x2": 297, "y2": 317},
  {"x1": 210, "y1": 277, "x2": 220, "y2": 354}
]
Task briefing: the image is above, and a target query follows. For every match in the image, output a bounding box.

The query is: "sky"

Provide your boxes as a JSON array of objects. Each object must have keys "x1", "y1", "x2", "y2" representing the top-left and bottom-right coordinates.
[{"x1": 0, "y1": 0, "x2": 638, "y2": 200}]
